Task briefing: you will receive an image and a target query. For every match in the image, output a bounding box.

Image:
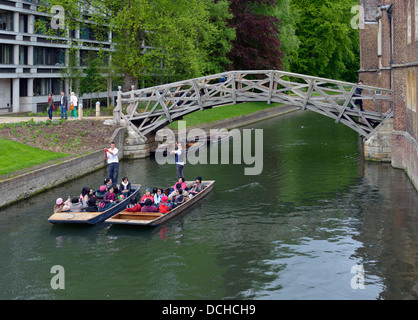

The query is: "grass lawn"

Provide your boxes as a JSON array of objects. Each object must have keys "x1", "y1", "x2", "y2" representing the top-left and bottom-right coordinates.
[
  {"x1": 0, "y1": 139, "x2": 68, "y2": 176},
  {"x1": 171, "y1": 101, "x2": 282, "y2": 129}
]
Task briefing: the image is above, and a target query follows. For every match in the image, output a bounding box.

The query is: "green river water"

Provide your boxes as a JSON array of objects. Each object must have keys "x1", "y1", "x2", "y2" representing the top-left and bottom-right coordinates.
[{"x1": 1, "y1": 110, "x2": 418, "y2": 300}]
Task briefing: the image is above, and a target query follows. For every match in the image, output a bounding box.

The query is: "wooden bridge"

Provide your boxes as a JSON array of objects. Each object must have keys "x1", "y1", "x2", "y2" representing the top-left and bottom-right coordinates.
[{"x1": 113, "y1": 70, "x2": 393, "y2": 141}]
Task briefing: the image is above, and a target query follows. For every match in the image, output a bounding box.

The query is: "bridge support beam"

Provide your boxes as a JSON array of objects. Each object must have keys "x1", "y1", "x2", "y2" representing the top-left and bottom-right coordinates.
[
  {"x1": 363, "y1": 119, "x2": 393, "y2": 162},
  {"x1": 123, "y1": 127, "x2": 156, "y2": 159}
]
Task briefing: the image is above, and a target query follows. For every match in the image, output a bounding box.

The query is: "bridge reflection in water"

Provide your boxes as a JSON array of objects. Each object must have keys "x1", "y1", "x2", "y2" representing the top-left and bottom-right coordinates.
[{"x1": 114, "y1": 70, "x2": 392, "y2": 141}]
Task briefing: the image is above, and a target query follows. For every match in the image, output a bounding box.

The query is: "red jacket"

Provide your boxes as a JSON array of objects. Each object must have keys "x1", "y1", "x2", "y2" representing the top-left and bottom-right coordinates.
[
  {"x1": 158, "y1": 202, "x2": 172, "y2": 214},
  {"x1": 141, "y1": 194, "x2": 154, "y2": 203},
  {"x1": 125, "y1": 204, "x2": 141, "y2": 212}
]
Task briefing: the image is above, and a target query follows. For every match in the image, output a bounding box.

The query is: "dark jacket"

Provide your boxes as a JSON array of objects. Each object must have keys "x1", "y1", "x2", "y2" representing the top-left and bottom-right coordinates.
[
  {"x1": 60, "y1": 94, "x2": 68, "y2": 107},
  {"x1": 120, "y1": 181, "x2": 131, "y2": 193}
]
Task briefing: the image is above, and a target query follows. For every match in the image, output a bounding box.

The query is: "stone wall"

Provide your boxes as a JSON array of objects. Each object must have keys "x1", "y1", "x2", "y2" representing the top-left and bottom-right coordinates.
[
  {"x1": 364, "y1": 119, "x2": 393, "y2": 162},
  {"x1": 0, "y1": 127, "x2": 126, "y2": 209},
  {"x1": 392, "y1": 130, "x2": 418, "y2": 191}
]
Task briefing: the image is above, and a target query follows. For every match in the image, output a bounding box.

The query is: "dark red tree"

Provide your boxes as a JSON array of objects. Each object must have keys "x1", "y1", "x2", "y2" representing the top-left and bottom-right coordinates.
[{"x1": 227, "y1": 0, "x2": 284, "y2": 71}]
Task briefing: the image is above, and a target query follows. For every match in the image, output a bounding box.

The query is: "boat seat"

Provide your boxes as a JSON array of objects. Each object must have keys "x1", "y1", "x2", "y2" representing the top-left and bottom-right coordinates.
[{"x1": 114, "y1": 212, "x2": 163, "y2": 221}]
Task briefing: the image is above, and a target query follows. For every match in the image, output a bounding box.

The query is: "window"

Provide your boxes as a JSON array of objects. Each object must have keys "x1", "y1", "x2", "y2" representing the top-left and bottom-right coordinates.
[
  {"x1": 19, "y1": 14, "x2": 28, "y2": 33},
  {"x1": 19, "y1": 46, "x2": 28, "y2": 65},
  {"x1": 408, "y1": 1, "x2": 412, "y2": 44},
  {"x1": 0, "y1": 10, "x2": 13, "y2": 31},
  {"x1": 407, "y1": 68, "x2": 417, "y2": 112},
  {"x1": 415, "y1": 0, "x2": 418, "y2": 40},
  {"x1": 33, "y1": 47, "x2": 65, "y2": 65},
  {"x1": 0, "y1": 44, "x2": 13, "y2": 64},
  {"x1": 34, "y1": 78, "x2": 51, "y2": 96}
]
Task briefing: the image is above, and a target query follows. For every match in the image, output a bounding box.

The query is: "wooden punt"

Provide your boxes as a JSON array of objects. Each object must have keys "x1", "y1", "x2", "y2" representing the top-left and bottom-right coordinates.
[
  {"x1": 48, "y1": 184, "x2": 141, "y2": 225},
  {"x1": 105, "y1": 180, "x2": 215, "y2": 227}
]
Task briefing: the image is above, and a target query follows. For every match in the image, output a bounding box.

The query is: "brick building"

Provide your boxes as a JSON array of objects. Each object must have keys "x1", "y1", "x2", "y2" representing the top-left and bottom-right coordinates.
[{"x1": 360, "y1": 0, "x2": 418, "y2": 190}]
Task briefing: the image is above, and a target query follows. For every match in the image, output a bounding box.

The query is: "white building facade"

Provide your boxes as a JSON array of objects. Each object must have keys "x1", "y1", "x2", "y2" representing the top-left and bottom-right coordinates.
[{"x1": 0, "y1": 0, "x2": 117, "y2": 114}]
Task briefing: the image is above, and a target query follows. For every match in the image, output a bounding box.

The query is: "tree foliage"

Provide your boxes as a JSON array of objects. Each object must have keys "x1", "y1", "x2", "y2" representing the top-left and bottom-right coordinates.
[
  {"x1": 35, "y1": 0, "x2": 360, "y2": 90},
  {"x1": 37, "y1": 0, "x2": 235, "y2": 90},
  {"x1": 290, "y1": 0, "x2": 359, "y2": 82},
  {"x1": 227, "y1": 0, "x2": 284, "y2": 71}
]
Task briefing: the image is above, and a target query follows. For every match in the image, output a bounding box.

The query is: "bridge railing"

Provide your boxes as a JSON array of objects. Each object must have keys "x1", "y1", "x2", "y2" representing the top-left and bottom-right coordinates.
[{"x1": 114, "y1": 70, "x2": 392, "y2": 140}]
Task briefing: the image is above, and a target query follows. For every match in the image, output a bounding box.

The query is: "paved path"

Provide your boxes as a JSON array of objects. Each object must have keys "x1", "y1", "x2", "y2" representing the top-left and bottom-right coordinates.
[{"x1": 0, "y1": 115, "x2": 113, "y2": 124}]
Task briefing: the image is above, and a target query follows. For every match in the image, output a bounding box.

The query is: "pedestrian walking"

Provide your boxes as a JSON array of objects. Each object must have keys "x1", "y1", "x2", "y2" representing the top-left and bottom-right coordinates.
[
  {"x1": 70, "y1": 92, "x2": 78, "y2": 118},
  {"x1": 47, "y1": 93, "x2": 54, "y2": 121},
  {"x1": 354, "y1": 80, "x2": 364, "y2": 111},
  {"x1": 105, "y1": 142, "x2": 119, "y2": 184},
  {"x1": 60, "y1": 91, "x2": 68, "y2": 120}
]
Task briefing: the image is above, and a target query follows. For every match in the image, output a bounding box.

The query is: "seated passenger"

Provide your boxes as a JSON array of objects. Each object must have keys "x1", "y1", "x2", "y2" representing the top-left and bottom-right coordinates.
[
  {"x1": 173, "y1": 177, "x2": 186, "y2": 191},
  {"x1": 189, "y1": 176, "x2": 203, "y2": 198},
  {"x1": 69, "y1": 197, "x2": 85, "y2": 212},
  {"x1": 172, "y1": 189, "x2": 185, "y2": 208},
  {"x1": 80, "y1": 187, "x2": 91, "y2": 204},
  {"x1": 85, "y1": 196, "x2": 98, "y2": 212},
  {"x1": 54, "y1": 197, "x2": 70, "y2": 213},
  {"x1": 104, "y1": 178, "x2": 113, "y2": 191},
  {"x1": 120, "y1": 177, "x2": 132, "y2": 197},
  {"x1": 126, "y1": 197, "x2": 141, "y2": 212},
  {"x1": 96, "y1": 185, "x2": 107, "y2": 199},
  {"x1": 158, "y1": 195, "x2": 172, "y2": 214},
  {"x1": 168, "y1": 183, "x2": 188, "y2": 200},
  {"x1": 99, "y1": 185, "x2": 118, "y2": 211},
  {"x1": 141, "y1": 199, "x2": 158, "y2": 212},
  {"x1": 154, "y1": 188, "x2": 163, "y2": 206},
  {"x1": 140, "y1": 188, "x2": 154, "y2": 204}
]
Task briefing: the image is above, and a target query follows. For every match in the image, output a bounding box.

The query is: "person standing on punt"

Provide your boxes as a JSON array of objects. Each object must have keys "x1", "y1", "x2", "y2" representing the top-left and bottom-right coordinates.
[
  {"x1": 170, "y1": 141, "x2": 185, "y2": 179},
  {"x1": 105, "y1": 142, "x2": 119, "y2": 184}
]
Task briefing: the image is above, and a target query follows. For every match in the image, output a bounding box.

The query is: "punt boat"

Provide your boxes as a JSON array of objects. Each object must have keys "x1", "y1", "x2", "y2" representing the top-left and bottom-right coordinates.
[
  {"x1": 48, "y1": 184, "x2": 141, "y2": 225},
  {"x1": 105, "y1": 180, "x2": 215, "y2": 227}
]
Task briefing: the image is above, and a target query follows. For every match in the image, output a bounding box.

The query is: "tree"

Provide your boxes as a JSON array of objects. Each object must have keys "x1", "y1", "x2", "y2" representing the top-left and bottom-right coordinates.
[
  {"x1": 227, "y1": 0, "x2": 285, "y2": 71},
  {"x1": 60, "y1": 47, "x2": 83, "y2": 95},
  {"x1": 290, "y1": 0, "x2": 359, "y2": 82},
  {"x1": 80, "y1": 55, "x2": 106, "y2": 108},
  {"x1": 273, "y1": 0, "x2": 299, "y2": 71},
  {"x1": 37, "y1": 0, "x2": 235, "y2": 91}
]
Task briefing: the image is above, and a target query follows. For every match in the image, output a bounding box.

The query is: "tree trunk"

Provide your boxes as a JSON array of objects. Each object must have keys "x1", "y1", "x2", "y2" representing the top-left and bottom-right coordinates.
[{"x1": 123, "y1": 73, "x2": 138, "y2": 92}]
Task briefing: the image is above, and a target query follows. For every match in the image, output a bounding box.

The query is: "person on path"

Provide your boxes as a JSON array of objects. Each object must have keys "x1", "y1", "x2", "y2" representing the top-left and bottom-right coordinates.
[
  {"x1": 354, "y1": 80, "x2": 364, "y2": 111},
  {"x1": 105, "y1": 142, "x2": 119, "y2": 185},
  {"x1": 70, "y1": 92, "x2": 78, "y2": 118},
  {"x1": 60, "y1": 91, "x2": 68, "y2": 120},
  {"x1": 47, "y1": 93, "x2": 54, "y2": 121}
]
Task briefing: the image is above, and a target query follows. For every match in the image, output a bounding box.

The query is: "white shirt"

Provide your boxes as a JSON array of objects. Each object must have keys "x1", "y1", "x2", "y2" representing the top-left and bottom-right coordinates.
[
  {"x1": 106, "y1": 147, "x2": 119, "y2": 164},
  {"x1": 174, "y1": 149, "x2": 184, "y2": 165},
  {"x1": 71, "y1": 95, "x2": 78, "y2": 106}
]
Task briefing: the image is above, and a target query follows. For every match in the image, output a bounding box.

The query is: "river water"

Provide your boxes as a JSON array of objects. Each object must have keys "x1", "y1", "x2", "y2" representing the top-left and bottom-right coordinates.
[{"x1": 1, "y1": 110, "x2": 418, "y2": 300}]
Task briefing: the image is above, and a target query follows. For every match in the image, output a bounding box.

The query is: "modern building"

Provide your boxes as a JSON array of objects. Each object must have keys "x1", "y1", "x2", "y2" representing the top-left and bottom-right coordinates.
[
  {"x1": 359, "y1": 0, "x2": 418, "y2": 190},
  {"x1": 0, "y1": 0, "x2": 117, "y2": 114}
]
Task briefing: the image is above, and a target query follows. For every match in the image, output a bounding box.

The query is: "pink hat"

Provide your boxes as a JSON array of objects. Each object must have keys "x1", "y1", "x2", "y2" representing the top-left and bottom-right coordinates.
[
  {"x1": 162, "y1": 195, "x2": 168, "y2": 202},
  {"x1": 100, "y1": 185, "x2": 106, "y2": 192},
  {"x1": 56, "y1": 198, "x2": 63, "y2": 205}
]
